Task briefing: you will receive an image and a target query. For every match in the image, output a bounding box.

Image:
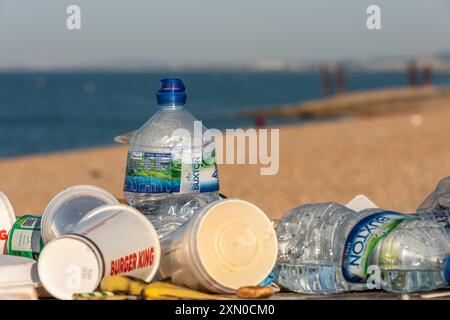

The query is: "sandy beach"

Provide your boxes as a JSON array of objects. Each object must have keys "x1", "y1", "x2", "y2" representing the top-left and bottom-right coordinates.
[{"x1": 1, "y1": 87, "x2": 450, "y2": 219}]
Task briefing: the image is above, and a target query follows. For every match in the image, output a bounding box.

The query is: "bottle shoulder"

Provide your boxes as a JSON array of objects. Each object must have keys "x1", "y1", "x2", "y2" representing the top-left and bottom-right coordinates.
[{"x1": 130, "y1": 107, "x2": 214, "y2": 150}]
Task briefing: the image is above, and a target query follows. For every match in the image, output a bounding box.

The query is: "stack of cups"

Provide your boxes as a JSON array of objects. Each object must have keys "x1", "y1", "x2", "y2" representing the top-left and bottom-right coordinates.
[
  {"x1": 4, "y1": 185, "x2": 278, "y2": 299},
  {"x1": 6, "y1": 185, "x2": 120, "y2": 259}
]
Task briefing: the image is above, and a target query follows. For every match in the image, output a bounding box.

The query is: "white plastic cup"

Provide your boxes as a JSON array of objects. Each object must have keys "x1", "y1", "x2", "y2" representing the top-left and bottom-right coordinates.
[
  {"x1": 41, "y1": 185, "x2": 119, "y2": 244},
  {"x1": 158, "y1": 199, "x2": 278, "y2": 293},
  {"x1": 0, "y1": 192, "x2": 16, "y2": 254},
  {"x1": 38, "y1": 204, "x2": 161, "y2": 300}
]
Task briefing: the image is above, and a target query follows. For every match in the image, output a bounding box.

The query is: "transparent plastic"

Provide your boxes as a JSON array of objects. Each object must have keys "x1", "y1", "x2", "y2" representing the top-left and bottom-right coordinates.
[
  {"x1": 124, "y1": 105, "x2": 219, "y2": 238},
  {"x1": 275, "y1": 203, "x2": 450, "y2": 294},
  {"x1": 417, "y1": 176, "x2": 450, "y2": 233}
]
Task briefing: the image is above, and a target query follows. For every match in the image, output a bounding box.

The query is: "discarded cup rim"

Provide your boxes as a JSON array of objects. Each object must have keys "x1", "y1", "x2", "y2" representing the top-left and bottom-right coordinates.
[
  {"x1": 41, "y1": 185, "x2": 119, "y2": 244},
  {"x1": 0, "y1": 191, "x2": 15, "y2": 228},
  {"x1": 159, "y1": 198, "x2": 277, "y2": 293},
  {"x1": 190, "y1": 199, "x2": 278, "y2": 292},
  {"x1": 38, "y1": 204, "x2": 161, "y2": 300},
  {"x1": 38, "y1": 234, "x2": 103, "y2": 300}
]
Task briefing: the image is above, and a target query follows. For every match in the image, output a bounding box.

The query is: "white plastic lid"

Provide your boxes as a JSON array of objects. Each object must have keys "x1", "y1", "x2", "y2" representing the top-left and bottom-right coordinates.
[
  {"x1": 0, "y1": 191, "x2": 15, "y2": 229},
  {"x1": 0, "y1": 192, "x2": 15, "y2": 254},
  {"x1": 41, "y1": 185, "x2": 119, "y2": 244},
  {"x1": 0, "y1": 255, "x2": 39, "y2": 288},
  {"x1": 194, "y1": 199, "x2": 278, "y2": 291},
  {"x1": 38, "y1": 235, "x2": 103, "y2": 300}
]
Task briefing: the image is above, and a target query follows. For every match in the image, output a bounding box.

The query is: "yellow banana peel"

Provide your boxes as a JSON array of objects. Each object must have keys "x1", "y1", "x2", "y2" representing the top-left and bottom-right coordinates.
[
  {"x1": 99, "y1": 276, "x2": 232, "y2": 300},
  {"x1": 142, "y1": 281, "x2": 231, "y2": 300}
]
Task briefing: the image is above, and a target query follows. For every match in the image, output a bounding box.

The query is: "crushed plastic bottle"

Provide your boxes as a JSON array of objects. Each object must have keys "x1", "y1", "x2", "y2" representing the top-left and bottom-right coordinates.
[
  {"x1": 123, "y1": 79, "x2": 220, "y2": 238},
  {"x1": 417, "y1": 176, "x2": 450, "y2": 233},
  {"x1": 275, "y1": 203, "x2": 450, "y2": 294}
]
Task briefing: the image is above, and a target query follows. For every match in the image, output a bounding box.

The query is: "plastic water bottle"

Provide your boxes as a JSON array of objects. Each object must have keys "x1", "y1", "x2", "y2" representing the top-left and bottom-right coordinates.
[
  {"x1": 417, "y1": 176, "x2": 450, "y2": 234},
  {"x1": 275, "y1": 203, "x2": 450, "y2": 294},
  {"x1": 123, "y1": 79, "x2": 220, "y2": 238}
]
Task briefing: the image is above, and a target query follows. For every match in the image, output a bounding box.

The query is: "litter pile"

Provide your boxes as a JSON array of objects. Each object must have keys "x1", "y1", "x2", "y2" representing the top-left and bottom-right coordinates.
[
  {"x1": 0, "y1": 186, "x2": 278, "y2": 300},
  {"x1": 0, "y1": 78, "x2": 449, "y2": 300}
]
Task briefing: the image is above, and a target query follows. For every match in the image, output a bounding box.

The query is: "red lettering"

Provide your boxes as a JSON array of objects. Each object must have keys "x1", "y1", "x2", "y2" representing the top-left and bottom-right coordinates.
[
  {"x1": 109, "y1": 247, "x2": 155, "y2": 276},
  {"x1": 131, "y1": 253, "x2": 137, "y2": 271},
  {"x1": 110, "y1": 260, "x2": 116, "y2": 276},
  {"x1": 138, "y1": 250, "x2": 144, "y2": 269},
  {"x1": 149, "y1": 247, "x2": 154, "y2": 266}
]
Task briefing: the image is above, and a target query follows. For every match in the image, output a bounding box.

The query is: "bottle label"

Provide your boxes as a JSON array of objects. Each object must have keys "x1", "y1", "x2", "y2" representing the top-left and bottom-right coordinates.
[
  {"x1": 7, "y1": 215, "x2": 44, "y2": 260},
  {"x1": 342, "y1": 211, "x2": 415, "y2": 283},
  {"x1": 123, "y1": 149, "x2": 219, "y2": 194}
]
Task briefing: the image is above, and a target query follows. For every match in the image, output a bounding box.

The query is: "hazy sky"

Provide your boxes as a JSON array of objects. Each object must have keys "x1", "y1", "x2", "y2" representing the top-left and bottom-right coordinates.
[{"x1": 1, "y1": 0, "x2": 450, "y2": 69}]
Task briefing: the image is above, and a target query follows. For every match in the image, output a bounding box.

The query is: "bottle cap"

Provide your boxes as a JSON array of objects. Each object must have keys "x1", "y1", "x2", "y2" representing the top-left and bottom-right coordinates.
[{"x1": 156, "y1": 78, "x2": 187, "y2": 106}]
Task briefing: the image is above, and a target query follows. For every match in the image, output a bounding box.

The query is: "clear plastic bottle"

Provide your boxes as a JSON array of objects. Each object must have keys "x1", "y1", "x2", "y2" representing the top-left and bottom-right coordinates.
[
  {"x1": 275, "y1": 203, "x2": 450, "y2": 294},
  {"x1": 124, "y1": 79, "x2": 220, "y2": 238},
  {"x1": 368, "y1": 216, "x2": 450, "y2": 293},
  {"x1": 417, "y1": 176, "x2": 450, "y2": 234}
]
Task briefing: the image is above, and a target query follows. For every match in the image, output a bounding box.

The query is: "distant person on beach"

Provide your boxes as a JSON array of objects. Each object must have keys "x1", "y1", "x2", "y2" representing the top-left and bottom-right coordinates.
[
  {"x1": 320, "y1": 65, "x2": 331, "y2": 96},
  {"x1": 423, "y1": 65, "x2": 432, "y2": 86},
  {"x1": 336, "y1": 64, "x2": 346, "y2": 94},
  {"x1": 408, "y1": 62, "x2": 417, "y2": 86}
]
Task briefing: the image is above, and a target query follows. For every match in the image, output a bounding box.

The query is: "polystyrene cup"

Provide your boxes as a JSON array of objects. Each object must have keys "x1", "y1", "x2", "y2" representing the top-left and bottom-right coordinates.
[
  {"x1": 38, "y1": 204, "x2": 161, "y2": 300},
  {"x1": 158, "y1": 199, "x2": 278, "y2": 293},
  {"x1": 41, "y1": 185, "x2": 119, "y2": 244},
  {"x1": 0, "y1": 192, "x2": 16, "y2": 254}
]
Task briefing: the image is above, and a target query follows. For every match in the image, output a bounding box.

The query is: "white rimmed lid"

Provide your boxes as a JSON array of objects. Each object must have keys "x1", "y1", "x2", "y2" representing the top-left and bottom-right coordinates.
[
  {"x1": 41, "y1": 185, "x2": 119, "y2": 244},
  {"x1": 0, "y1": 255, "x2": 39, "y2": 287},
  {"x1": 0, "y1": 191, "x2": 15, "y2": 230},
  {"x1": 38, "y1": 235, "x2": 103, "y2": 300},
  {"x1": 0, "y1": 192, "x2": 15, "y2": 254},
  {"x1": 74, "y1": 204, "x2": 161, "y2": 283},
  {"x1": 192, "y1": 199, "x2": 278, "y2": 292}
]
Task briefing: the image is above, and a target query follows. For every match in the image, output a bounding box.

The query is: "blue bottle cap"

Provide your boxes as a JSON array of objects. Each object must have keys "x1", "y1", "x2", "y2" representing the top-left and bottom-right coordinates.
[{"x1": 156, "y1": 78, "x2": 187, "y2": 106}]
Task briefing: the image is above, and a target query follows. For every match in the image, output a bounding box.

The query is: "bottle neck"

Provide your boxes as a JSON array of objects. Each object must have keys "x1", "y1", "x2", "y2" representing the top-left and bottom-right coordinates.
[{"x1": 158, "y1": 103, "x2": 185, "y2": 110}]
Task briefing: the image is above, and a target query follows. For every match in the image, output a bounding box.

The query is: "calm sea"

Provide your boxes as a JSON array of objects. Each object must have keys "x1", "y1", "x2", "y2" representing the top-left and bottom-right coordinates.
[{"x1": 1, "y1": 71, "x2": 450, "y2": 158}]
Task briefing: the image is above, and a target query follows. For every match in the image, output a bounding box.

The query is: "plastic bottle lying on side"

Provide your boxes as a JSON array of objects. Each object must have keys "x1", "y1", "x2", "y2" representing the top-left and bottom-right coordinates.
[
  {"x1": 123, "y1": 79, "x2": 220, "y2": 238},
  {"x1": 417, "y1": 176, "x2": 450, "y2": 234},
  {"x1": 275, "y1": 203, "x2": 450, "y2": 294}
]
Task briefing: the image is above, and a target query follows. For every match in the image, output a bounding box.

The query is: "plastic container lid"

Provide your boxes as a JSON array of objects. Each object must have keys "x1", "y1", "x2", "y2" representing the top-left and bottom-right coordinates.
[
  {"x1": 0, "y1": 255, "x2": 39, "y2": 287},
  {"x1": 0, "y1": 191, "x2": 15, "y2": 254},
  {"x1": 0, "y1": 191, "x2": 15, "y2": 229},
  {"x1": 191, "y1": 199, "x2": 278, "y2": 292},
  {"x1": 38, "y1": 235, "x2": 103, "y2": 300},
  {"x1": 41, "y1": 185, "x2": 119, "y2": 244}
]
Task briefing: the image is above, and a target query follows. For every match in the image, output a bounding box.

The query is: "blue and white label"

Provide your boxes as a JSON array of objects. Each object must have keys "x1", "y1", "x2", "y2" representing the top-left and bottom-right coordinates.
[
  {"x1": 342, "y1": 211, "x2": 414, "y2": 283},
  {"x1": 124, "y1": 149, "x2": 219, "y2": 194}
]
